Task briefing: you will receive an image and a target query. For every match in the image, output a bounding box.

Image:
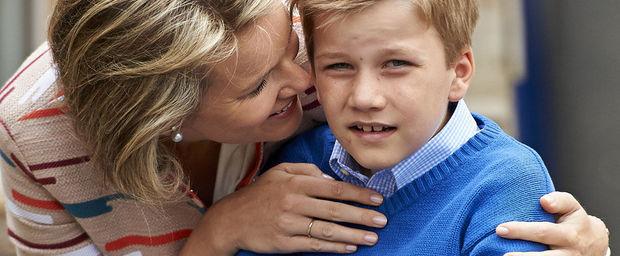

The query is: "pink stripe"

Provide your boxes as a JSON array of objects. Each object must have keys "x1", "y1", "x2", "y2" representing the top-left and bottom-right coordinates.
[
  {"x1": 0, "y1": 87, "x2": 15, "y2": 104},
  {"x1": 1, "y1": 48, "x2": 50, "y2": 93},
  {"x1": 0, "y1": 118, "x2": 15, "y2": 141},
  {"x1": 105, "y1": 229, "x2": 192, "y2": 251},
  {"x1": 12, "y1": 189, "x2": 64, "y2": 210},
  {"x1": 302, "y1": 100, "x2": 321, "y2": 111},
  {"x1": 7, "y1": 229, "x2": 88, "y2": 250},
  {"x1": 18, "y1": 108, "x2": 65, "y2": 121},
  {"x1": 10, "y1": 153, "x2": 57, "y2": 185},
  {"x1": 304, "y1": 86, "x2": 316, "y2": 95},
  {"x1": 29, "y1": 156, "x2": 90, "y2": 171}
]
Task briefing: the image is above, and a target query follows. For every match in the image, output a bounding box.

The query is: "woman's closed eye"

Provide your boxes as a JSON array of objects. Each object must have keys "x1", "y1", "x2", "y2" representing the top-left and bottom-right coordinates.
[{"x1": 244, "y1": 79, "x2": 267, "y2": 99}]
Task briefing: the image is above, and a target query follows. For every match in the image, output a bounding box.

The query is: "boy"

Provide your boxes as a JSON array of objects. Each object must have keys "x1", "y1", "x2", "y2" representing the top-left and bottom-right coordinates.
[{"x1": 264, "y1": 0, "x2": 555, "y2": 254}]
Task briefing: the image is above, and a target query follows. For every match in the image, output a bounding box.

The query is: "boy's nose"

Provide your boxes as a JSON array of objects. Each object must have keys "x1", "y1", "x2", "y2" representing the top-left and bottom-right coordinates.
[{"x1": 348, "y1": 74, "x2": 387, "y2": 111}]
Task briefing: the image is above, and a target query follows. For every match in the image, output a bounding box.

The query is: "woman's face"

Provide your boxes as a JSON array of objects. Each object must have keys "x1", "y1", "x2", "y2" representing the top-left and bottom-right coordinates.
[{"x1": 182, "y1": 5, "x2": 310, "y2": 144}]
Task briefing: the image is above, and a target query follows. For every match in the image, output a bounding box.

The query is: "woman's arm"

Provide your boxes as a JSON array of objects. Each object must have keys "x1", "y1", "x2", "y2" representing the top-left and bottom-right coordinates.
[
  {"x1": 181, "y1": 163, "x2": 387, "y2": 255},
  {"x1": 497, "y1": 192, "x2": 610, "y2": 256}
]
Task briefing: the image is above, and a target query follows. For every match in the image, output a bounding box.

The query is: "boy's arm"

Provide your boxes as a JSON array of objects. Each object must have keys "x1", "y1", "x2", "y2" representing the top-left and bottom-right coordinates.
[{"x1": 463, "y1": 163, "x2": 555, "y2": 255}]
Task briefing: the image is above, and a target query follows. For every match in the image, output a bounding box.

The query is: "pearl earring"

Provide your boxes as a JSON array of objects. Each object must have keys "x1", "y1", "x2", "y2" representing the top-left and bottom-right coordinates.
[{"x1": 171, "y1": 126, "x2": 183, "y2": 143}]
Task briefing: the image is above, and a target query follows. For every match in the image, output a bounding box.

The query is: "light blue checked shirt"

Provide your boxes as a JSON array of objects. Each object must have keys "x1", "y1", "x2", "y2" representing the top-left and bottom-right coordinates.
[{"x1": 329, "y1": 100, "x2": 480, "y2": 197}]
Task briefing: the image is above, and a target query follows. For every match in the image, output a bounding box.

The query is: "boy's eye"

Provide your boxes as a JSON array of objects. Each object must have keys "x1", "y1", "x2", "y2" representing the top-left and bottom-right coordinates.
[
  {"x1": 325, "y1": 63, "x2": 353, "y2": 70},
  {"x1": 384, "y1": 59, "x2": 411, "y2": 68}
]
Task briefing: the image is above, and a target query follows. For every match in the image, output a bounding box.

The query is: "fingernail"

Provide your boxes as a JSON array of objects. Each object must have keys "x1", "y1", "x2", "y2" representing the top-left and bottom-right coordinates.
[
  {"x1": 364, "y1": 234, "x2": 378, "y2": 244},
  {"x1": 542, "y1": 194, "x2": 555, "y2": 206},
  {"x1": 345, "y1": 245, "x2": 357, "y2": 252},
  {"x1": 322, "y1": 174, "x2": 335, "y2": 180},
  {"x1": 370, "y1": 194, "x2": 383, "y2": 204},
  {"x1": 373, "y1": 216, "x2": 387, "y2": 226},
  {"x1": 496, "y1": 226, "x2": 509, "y2": 235}
]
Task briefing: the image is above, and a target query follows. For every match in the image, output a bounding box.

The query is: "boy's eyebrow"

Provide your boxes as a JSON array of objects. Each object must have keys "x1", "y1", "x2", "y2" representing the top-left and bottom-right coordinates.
[
  {"x1": 314, "y1": 51, "x2": 348, "y2": 60},
  {"x1": 379, "y1": 47, "x2": 414, "y2": 55}
]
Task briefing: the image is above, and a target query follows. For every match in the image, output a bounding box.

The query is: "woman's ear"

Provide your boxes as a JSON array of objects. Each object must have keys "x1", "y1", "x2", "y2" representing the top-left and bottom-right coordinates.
[{"x1": 449, "y1": 48, "x2": 475, "y2": 102}]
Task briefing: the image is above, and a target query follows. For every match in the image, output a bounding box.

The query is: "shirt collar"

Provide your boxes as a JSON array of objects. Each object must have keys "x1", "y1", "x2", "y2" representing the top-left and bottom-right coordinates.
[{"x1": 329, "y1": 100, "x2": 479, "y2": 195}]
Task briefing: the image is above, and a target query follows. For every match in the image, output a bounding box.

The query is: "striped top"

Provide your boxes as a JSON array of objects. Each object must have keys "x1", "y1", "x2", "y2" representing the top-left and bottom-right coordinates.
[
  {"x1": 0, "y1": 42, "x2": 323, "y2": 255},
  {"x1": 329, "y1": 101, "x2": 479, "y2": 197}
]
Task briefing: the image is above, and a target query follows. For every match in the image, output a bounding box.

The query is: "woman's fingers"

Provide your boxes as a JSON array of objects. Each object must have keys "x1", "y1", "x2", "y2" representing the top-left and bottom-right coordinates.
[
  {"x1": 504, "y1": 249, "x2": 571, "y2": 256},
  {"x1": 290, "y1": 195, "x2": 386, "y2": 228},
  {"x1": 539, "y1": 192, "x2": 582, "y2": 216},
  {"x1": 267, "y1": 163, "x2": 384, "y2": 207},
  {"x1": 281, "y1": 214, "x2": 379, "y2": 246},
  {"x1": 304, "y1": 219, "x2": 379, "y2": 246},
  {"x1": 496, "y1": 222, "x2": 575, "y2": 246},
  {"x1": 284, "y1": 236, "x2": 358, "y2": 254},
  {"x1": 289, "y1": 174, "x2": 384, "y2": 206},
  {"x1": 272, "y1": 162, "x2": 329, "y2": 179}
]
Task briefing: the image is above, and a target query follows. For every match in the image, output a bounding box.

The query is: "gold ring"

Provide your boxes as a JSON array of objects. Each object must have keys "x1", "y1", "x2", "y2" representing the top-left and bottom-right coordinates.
[{"x1": 307, "y1": 219, "x2": 315, "y2": 238}]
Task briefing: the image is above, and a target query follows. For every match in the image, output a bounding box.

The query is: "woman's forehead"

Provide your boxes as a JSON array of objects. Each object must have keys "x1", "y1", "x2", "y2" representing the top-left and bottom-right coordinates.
[{"x1": 209, "y1": 6, "x2": 291, "y2": 91}]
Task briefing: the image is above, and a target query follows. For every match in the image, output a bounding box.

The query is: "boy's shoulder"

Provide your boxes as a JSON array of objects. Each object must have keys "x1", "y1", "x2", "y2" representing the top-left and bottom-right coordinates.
[{"x1": 470, "y1": 113, "x2": 550, "y2": 181}]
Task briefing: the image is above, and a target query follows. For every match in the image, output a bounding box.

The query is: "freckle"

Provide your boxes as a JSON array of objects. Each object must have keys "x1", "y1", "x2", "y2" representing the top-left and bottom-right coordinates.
[{"x1": 359, "y1": 58, "x2": 364, "y2": 61}]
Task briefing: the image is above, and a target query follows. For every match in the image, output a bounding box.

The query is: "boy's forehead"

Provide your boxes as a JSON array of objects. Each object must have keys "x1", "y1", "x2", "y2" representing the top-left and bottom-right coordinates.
[{"x1": 311, "y1": 0, "x2": 426, "y2": 30}]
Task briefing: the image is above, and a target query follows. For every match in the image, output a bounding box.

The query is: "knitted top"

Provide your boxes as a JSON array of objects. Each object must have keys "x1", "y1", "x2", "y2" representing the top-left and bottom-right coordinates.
[
  {"x1": 248, "y1": 114, "x2": 555, "y2": 255},
  {"x1": 0, "y1": 42, "x2": 324, "y2": 255}
]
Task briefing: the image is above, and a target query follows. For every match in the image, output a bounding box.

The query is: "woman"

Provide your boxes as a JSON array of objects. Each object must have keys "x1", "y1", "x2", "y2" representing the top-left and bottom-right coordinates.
[{"x1": 0, "y1": 0, "x2": 608, "y2": 255}]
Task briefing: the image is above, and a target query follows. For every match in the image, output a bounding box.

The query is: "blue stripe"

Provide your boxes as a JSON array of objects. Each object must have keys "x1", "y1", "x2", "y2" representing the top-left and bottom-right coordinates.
[
  {"x1": 0, "y1": 150, "x2": 15, "y2": 168},
  {"x1": 62, "y1": 194, "x2": 127, "y2": 218}
]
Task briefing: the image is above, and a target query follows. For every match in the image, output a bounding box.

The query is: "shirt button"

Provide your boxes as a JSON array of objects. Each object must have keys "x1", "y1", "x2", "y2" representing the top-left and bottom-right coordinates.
[{"x1": 340, "y1": 168, "x2": 350, "y2": 176}]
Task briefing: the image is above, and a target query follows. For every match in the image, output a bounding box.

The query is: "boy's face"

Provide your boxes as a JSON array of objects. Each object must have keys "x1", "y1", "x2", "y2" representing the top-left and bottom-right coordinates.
[{"x1": 312, "y1": 0, "x2": 473, "y2": 171}]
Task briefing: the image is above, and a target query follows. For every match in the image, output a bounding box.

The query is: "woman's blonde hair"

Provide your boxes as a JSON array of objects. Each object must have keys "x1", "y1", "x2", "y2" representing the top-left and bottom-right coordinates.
[
  {"x1": 292, "y1": 0, "x2": 479, "y2": 66},
  {"x1": 49, "y1": 0, "x2": 277, "y2": 203}
]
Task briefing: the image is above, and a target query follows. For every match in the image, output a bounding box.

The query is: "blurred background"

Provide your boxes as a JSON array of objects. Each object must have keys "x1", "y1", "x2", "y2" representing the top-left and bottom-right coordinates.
[{"x1": 0, "y1": 0, "x2": 617, "y2": 254}]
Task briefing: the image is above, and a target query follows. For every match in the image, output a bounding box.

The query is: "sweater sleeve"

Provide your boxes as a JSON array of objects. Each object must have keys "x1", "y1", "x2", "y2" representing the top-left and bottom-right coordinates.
[
  {"x1": 1, "y1": 44, "x2": 201, "y2": 256},
  {"x1": 462, "y1": 160, "x2": 555, "y2": 255},
  {"x1": 1, "y1": 145, "x2": 100, "y2": 256},
  {"x1": 0, "y1": 44, "x2": 101, "y2": 255}
]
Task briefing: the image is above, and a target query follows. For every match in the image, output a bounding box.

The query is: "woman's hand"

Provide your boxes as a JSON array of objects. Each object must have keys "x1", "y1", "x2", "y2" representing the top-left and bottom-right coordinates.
[
  {"x1": 181, "y1": 163, "x2": 387, "y2": 255},
  {"x1": 496, "y1": 192, "x2": 609, "y2": 256}
]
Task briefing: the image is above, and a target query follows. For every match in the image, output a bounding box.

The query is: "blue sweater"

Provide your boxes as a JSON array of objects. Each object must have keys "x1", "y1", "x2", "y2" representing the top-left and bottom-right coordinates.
[{"x1": 239, "y1": 114, "x2": 555, "y2": 255}]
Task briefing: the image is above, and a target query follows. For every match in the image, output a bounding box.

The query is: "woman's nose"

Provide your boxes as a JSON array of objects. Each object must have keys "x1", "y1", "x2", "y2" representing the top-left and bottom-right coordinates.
[{"x1": 278, "y1": 62, "x2": 311, "y2": 99}]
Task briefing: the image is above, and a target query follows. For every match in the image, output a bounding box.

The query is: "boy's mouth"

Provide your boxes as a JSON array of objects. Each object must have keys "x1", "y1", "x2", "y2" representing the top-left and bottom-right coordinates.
[{"x1": 349, "y1": 122, "x2": 397, "y2": 133}]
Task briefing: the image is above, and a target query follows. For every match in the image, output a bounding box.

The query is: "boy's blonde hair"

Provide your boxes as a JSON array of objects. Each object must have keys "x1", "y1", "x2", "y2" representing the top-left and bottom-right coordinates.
[
  {"x1": 49, "y1": 0, "x2": 277, "y2": 203},
  {"x1": 291, "y1": 0, "x2": 479, "y2": 66}
]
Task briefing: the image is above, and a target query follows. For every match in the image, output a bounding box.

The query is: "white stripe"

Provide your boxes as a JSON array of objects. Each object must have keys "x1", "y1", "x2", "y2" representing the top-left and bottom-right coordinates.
[
  {"x1": 5, "y1": 199, "x2": 54, "y2": 224},
  {"x1": 18, "y1": 67, "x2": 58, "y2": 105},
  {"x1": 124, "y1": 251, "x2": 143, "y2": 256},
  {"x1": 60, "y1": 243, "x2": 101, "y2": 256}
]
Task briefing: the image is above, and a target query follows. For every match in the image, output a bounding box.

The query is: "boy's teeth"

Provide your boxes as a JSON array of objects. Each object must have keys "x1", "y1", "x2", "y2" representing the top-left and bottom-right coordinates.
[
  {"x1": 355, "y1": 125, "x2": 391, "y2": 132},
  {"x1": 371, "y1": 126, "x2": 378, "y2": 132}
]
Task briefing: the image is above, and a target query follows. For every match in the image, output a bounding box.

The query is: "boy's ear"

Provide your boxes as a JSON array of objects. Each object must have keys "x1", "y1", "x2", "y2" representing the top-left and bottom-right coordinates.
[{"x1": 449, "y1": 48, "x2": 475, "y2": 102}]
